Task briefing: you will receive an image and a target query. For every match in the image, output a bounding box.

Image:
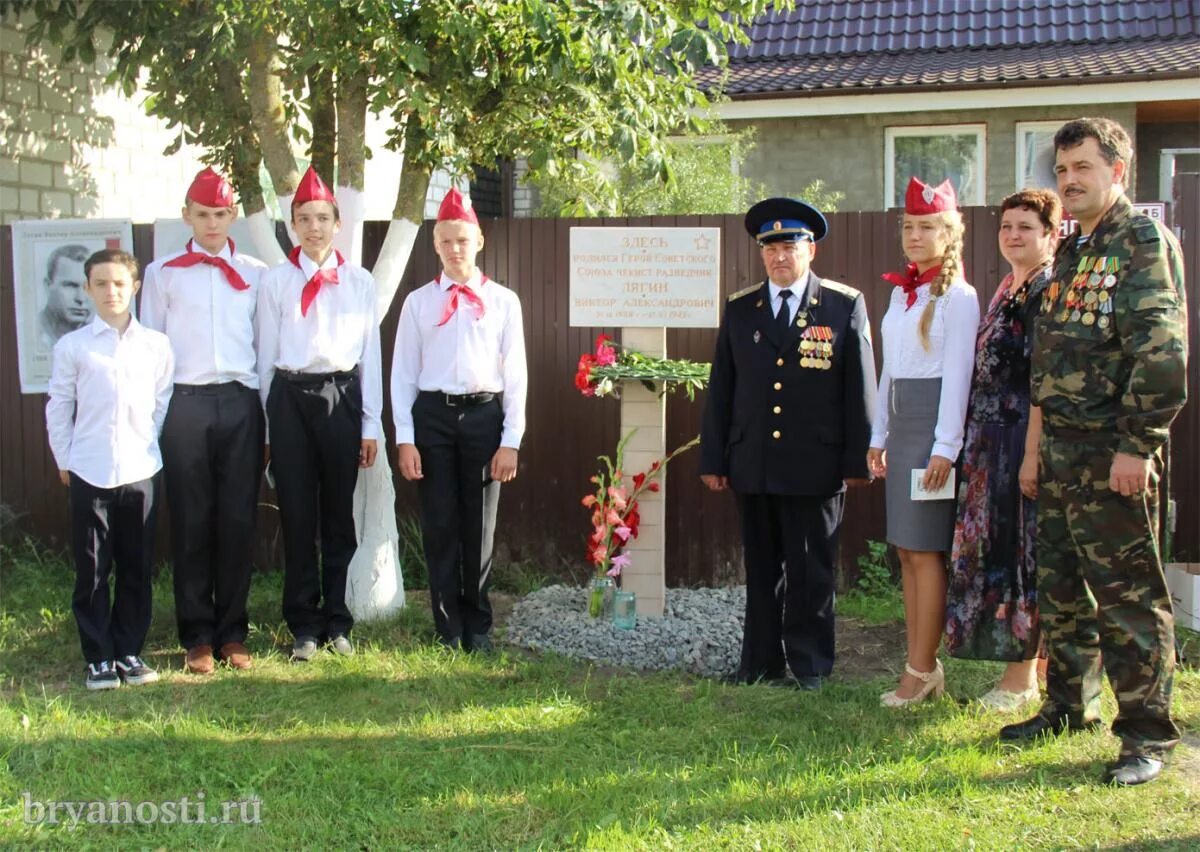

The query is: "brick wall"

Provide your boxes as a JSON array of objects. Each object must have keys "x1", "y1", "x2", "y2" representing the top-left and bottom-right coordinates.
[
  {"x1": 1, "y1": 14, "x2": 207, "y2": 225},
  {"x1": 733, "y1": 103, "x2": 1140, "y2": 212}
]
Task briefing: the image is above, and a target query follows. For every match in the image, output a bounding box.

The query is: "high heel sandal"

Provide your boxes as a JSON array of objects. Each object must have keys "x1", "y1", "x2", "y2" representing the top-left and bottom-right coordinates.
[{"x1": 880, "y1": 660, "x2": 945, "y2": 707}]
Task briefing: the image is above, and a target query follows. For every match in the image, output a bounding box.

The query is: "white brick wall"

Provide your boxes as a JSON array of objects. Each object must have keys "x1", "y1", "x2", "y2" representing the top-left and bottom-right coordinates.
[{"x1": 1, "y1": 12, "x2": 206, "y2": 225}]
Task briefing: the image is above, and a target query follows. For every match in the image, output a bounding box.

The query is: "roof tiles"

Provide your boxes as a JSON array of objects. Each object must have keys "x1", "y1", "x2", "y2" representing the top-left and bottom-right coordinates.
[{"x1": 713, "y1": 0, "x2": 1200, "y2": 94}]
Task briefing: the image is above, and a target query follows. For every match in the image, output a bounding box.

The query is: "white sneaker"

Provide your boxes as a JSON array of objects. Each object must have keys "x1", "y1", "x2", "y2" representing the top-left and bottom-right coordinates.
[{"x1": 978, "y1": 685, "x2": 1039, "y2": 711}]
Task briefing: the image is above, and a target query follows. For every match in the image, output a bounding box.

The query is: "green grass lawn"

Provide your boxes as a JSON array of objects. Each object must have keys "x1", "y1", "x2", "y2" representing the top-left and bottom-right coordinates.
[{"x1": 1, "y1": 538, "x2": 1197, "y2": 849}]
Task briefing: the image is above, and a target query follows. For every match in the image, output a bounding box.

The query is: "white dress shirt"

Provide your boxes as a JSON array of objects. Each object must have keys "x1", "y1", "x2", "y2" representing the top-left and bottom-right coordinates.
[
  {"x1": 870, "y1": 279, "x2": 980, "y2": 461},
  {"x1": 141, "y1": 239, "x2": 267, "y2": 387},
  {"x1": 255, "y1": 251, "x2": 383, "y2": 442},
  {"x1": 768, "y1": 272, "x2": 810, "y2": 323},
  {"x1": 45, "y1": 316, "x2": 175, "y2": 488},
  {"x1": 391, "y1": 271, "x2": 528, "y2": 448}
]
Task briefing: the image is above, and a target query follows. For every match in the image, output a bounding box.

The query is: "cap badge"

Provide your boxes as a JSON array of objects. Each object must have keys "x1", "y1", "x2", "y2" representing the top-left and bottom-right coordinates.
[{"x1": 922, "y1": 186, "x2": 935, "y2": 204}]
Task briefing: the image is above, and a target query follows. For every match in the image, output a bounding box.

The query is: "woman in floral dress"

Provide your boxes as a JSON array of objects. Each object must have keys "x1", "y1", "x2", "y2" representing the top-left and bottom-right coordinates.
[{"x1": 945, "y1": 189, "x2": 1062, "y2": 710}]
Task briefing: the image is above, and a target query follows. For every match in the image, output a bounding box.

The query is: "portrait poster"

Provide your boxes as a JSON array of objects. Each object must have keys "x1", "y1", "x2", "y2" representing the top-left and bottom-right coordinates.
[{"x1": 10, "y1": 219, "x2": 134, "y2": 394}]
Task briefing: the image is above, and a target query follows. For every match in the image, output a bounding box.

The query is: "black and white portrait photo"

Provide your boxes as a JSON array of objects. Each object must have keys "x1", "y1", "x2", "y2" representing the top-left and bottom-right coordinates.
[{"x1": 11, "y1": 219, "x2": 134, "y2": 393}]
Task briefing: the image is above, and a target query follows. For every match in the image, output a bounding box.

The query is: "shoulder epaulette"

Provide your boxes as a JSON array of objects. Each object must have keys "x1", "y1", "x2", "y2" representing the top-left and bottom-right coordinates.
[
  {"x1": 728, "y1": 284, "x2": 760, "y2": 302},
  {"x1": 819, "y1": 279, "x2": 862, "y2": 300},
  {"x1": 1131, "y1": 216, "x2": 1161, "y2": 245}
]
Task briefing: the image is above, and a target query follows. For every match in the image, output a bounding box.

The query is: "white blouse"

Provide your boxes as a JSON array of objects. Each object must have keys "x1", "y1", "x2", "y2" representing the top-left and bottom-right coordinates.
[{"x1": 870, "y1": 279, "x2": 980, "y2": 461}]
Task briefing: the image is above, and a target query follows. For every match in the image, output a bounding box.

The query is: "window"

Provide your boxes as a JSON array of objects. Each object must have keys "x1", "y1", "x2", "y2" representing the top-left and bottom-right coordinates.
[
  {"x1": 884, "y1": 125, "x2": 986, "y2": 209},
  {"x1": 1016, "y1": 121, "x2": 1066, "y2": 191}
]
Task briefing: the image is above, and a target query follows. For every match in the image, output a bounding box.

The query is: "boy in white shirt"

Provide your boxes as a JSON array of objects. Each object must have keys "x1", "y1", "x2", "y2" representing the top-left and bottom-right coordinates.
[
  {"x1": 142, "y1": 167, "x2": 268, "y2": 675},
  {"x1": 46, "y1": 249, "x2": 175, "y2": 690},
  {"x1": 392, "y1": 189, "x2": 527, "y2": 652},
  {"x1": 256, "y1": 166, "x2": 382, "y2": 661}
]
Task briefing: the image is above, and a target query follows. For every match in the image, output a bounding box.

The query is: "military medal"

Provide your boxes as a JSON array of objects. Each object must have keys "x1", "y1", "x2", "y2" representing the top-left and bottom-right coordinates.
[
  {"x1": 1098, "y1": 316, "x2": 1110, "y2": 329},
  {"x1": 1082, "y1": 312, "x2": 1095, "y2": 326}
]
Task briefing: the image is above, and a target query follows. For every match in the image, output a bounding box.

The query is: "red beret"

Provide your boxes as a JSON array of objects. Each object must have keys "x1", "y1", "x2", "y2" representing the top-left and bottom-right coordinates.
[
  {"x1": 187, "y1": 167, "x2": 234, "y2": 208},
  {"x1": 293, "y1": 166, "x2": 337, "y2": 206},
  {"x1": 904, "y1": 176, "x2": 957, "y2": 215},
  {"x1": 436, "y1": 188, "x2": 478, "y2": 225}
]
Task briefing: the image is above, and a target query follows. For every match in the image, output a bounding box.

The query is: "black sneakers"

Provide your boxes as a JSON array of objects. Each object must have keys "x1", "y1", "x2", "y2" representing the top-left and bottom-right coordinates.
[
  {"x1": 85, "y1": 661, "x2": 121, "y2": 690},
  {"x1": 115, "y1": 655, "x2": 160, "y2": 685}
]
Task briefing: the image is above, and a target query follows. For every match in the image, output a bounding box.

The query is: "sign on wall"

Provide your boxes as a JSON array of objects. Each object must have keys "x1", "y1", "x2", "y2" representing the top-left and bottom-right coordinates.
[
  {"x1": 569, "y1": 227, "x2": 721, "y2": 328},
  {"x1": 11, "y1": 219, "x2": 135, "y2": 394}
]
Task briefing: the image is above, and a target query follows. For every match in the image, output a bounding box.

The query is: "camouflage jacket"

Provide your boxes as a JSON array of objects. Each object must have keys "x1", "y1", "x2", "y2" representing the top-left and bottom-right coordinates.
[{"x1": 1031, "y1": 194, "x2": 1188, "y2": 456}]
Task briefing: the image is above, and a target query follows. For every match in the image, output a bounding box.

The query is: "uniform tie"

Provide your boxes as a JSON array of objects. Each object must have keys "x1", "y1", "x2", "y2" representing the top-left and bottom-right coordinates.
[
  {"x1": 436, "y1": 277, "x2": 488, "y2": 327},
  {"x1": 289, "y1": 246, "x2": 344, "y2": 317},
  {"x1": 774, "y1": 289, "x2": 793, "y2": 336},
  {"x1": 882, "y1": 262, "x2": 941, "y2": 310},
  {"x1": 163, "y1": 239, "x2": 248, "y2": 291}
]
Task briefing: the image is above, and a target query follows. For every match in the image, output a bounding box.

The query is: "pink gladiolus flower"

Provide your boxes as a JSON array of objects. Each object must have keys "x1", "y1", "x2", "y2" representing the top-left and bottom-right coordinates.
[
  {"x1": 608, "y1": 551, "x2": 632, "y2": 577},
  {"x1": 613, "y1": 525, "x2": 632, "y2": 543},
  {"x1": 606, "y1": 509, "x2": 622, "y2": 527}
]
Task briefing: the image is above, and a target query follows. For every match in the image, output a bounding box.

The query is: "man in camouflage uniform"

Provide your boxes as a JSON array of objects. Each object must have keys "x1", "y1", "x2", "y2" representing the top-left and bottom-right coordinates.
[{"x1": 1000, "y1": 117, "x2": 1188, "y2": 787}]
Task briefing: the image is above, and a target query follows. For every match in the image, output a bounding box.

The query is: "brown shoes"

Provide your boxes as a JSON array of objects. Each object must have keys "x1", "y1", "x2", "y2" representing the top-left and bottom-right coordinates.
[
  {"x1": 218, "y1": 642, "x2": 253, "y2": 670},
  {"x1": 185, "y1": 645, "x2": 215, "y2": 675}
]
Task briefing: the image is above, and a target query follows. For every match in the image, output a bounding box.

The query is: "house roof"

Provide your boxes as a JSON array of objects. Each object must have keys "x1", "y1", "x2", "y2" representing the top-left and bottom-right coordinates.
[{"x1": 703, "y1": 0, "x2": 1200, "y2": 97}]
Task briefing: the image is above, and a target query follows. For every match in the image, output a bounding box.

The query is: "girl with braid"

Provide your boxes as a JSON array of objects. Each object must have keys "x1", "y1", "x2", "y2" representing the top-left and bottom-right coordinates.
[{"x1": 868, "y1": 177, "x2": 980, "y2": 707}]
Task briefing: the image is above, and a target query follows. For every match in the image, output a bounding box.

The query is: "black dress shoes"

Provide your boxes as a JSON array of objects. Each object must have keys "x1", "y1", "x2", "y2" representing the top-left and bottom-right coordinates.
[
  {"x1": 1104, "y1": 756, "x2": 1163, "y2": 786},
  {"x1": 999, "y1": 712, "x2": 1103, "y2": 741},
  {"x1": 466, "y1": 633, "x2": 494, "y2": 654}
]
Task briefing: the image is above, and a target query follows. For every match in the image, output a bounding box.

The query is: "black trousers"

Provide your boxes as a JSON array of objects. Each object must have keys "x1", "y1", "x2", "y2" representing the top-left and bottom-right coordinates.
[
  {"x1": 69, "y1": 473, "x2": 159, "y2": 664},
  {"x1": 413, "y1": 393, "x2": 503, "y2": 643},
  {"x1": 160, "y1": 382, "x2": 264, "y2": 650},
  {"x1": 267, "y1": 371, "x2": 361, "y2": 639},
  {"x1": 735, "y1": 491, "x2": 844, "y2": 680}
]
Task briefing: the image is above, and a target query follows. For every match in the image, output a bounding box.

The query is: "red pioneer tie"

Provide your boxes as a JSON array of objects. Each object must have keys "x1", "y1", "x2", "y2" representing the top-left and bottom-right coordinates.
[
  {"x1": 435, "y1": 275, "x2": 488, "y2": 327},
  {"x1": 881, "y1": 262, "x2": 942, "y2": 311},
  {"x1": 289, "y1": 246, "x2": 345, "y2": 316},
  {"x1": 163, "y1": 239, "x2": 249, "y2": 291}
]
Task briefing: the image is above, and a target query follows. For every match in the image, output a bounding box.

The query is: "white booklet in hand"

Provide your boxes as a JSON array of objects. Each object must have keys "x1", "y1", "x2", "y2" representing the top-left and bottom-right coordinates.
[{"x1": 911, "y1": 468, "x2": 955, "y2": 501}]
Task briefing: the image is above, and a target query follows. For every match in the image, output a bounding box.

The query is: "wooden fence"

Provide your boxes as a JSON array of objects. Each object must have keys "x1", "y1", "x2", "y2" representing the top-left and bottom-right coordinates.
[{"x1": 3, "y1": 179, "x2": 1197, "y2": 587}]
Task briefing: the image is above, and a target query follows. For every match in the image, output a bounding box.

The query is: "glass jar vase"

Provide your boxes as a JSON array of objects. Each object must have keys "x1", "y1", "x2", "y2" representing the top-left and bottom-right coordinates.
[{"x1": 587, "y1": 575, "x2": 615, "y2": 618}]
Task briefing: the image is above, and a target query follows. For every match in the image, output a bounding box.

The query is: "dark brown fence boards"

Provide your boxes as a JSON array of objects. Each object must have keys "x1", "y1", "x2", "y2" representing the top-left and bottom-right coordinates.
[
  {"x1": 4, "y1": 195, "x2": 1197, "y2": 584},
  {"x1": 1171, "y1": 175, "x2": 1199, "y2": 562}
]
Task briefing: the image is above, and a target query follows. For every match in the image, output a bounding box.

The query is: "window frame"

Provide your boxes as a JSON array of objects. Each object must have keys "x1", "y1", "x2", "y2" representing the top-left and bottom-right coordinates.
[
  {"x1": 883, "y1": 123, "x2": 987, "y2": 209},
  {"x1": 1015, "y1": 120, "x2": 1067, "y2": 192}
]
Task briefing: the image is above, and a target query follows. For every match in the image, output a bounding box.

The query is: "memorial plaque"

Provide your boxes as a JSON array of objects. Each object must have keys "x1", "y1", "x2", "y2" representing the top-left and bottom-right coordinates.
[{"x1": 569, "y1": 227, "x2": 721, "y2": 328}]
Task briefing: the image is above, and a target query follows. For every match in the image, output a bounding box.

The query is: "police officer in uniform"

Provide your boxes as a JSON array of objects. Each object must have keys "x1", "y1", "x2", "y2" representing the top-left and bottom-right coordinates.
[
  {"x1": 700, "y1": 198, "x2": 876, "y2": 689},
  {"x1": 1000, "y1": 118, "x2": 1188, "y2": 786}
]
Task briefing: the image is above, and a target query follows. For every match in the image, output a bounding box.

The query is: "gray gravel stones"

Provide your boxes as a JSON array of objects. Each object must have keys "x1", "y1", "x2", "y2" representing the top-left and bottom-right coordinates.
[{"x1": 503, "y1": 584, "x2": 745, "y2": 677}]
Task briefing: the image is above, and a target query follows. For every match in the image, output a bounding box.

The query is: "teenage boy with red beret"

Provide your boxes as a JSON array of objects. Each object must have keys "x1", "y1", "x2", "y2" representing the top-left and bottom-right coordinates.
[
  {"x1": 256, "y1": 166, "x2": 383, "y2": 661},
  {"x1": 142, "y1": 167, "x2": 268, "y2": 674},
  {"x1": 392, "y1": 189, "x2": 527, "y2": 652}
]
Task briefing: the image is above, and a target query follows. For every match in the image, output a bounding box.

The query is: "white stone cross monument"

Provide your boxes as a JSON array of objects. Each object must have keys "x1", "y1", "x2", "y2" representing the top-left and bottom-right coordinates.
[{"x1": 569, "y1": 227, "x2": 721, "y2": 616}]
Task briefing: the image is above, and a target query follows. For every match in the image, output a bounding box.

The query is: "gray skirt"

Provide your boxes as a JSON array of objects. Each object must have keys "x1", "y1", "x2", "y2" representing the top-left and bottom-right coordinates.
[{"x1": 884, "y1": 378, "x2": 956, "y2": 552}]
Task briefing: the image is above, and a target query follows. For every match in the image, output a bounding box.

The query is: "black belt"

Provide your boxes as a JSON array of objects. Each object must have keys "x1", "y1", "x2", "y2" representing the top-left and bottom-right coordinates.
[
  {"x1": 278, "y1": 367, "x2": 359, "y2": 385},
  {"x1": 419, "y1": 390, "x2": 498, "y2": 407},
  {"x1": 174, "y1": 381, "x2": 250, "y2": 395}
]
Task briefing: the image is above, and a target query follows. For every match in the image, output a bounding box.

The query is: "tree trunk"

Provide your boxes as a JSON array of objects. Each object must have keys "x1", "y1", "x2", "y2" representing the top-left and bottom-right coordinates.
[
  {"x1": 246, "y1": 30, "x2": 300, "y2": 202},
  {"x1": 331, "y1": 68, "x2": 368, "y2": 264},
  {"x1": 336, "y1": 68, "x2": 368, "y2": 190},
  {"x1": 307, "y1": 66, "x2": 336, "y2": 181}
]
